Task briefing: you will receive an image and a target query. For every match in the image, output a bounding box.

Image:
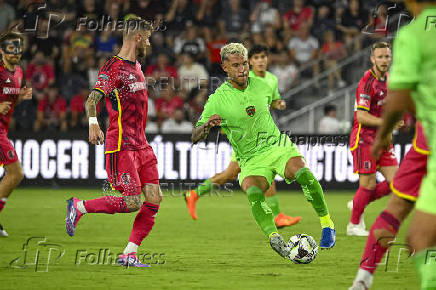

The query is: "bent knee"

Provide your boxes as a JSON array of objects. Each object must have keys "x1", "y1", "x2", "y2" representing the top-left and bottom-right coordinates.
[{"x1": 124, "y1": 195, "x2": 142, "y2": 212}]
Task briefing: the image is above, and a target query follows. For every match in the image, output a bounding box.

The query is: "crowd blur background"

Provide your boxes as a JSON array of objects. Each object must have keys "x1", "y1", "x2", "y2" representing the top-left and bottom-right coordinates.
[{"x1": 1, "y1": 0, "x2": 412, "y2": 134}]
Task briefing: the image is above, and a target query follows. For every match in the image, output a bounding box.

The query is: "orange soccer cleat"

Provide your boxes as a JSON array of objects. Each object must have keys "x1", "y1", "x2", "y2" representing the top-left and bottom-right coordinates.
[
  {"x1": 274, "y1": 212, "x2": 302, "y2": 228},
  {"x1": 184, "y1": 190, "x2": 199, "y2": 220}
]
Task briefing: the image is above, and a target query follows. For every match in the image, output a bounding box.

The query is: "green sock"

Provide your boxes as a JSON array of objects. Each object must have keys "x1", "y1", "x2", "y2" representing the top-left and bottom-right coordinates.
[
  {"x1": 265, "y1": 196, "x2": 281, "y2": 216},
  {"x1": 246, "y1": 186, "x2": 277, "y2": 237},
  {"x1": 196, "y1": 179, "x2": 213, "y2": 197},
  {"x1": 414, "y1": 249, "x2": 436, "y2": 289},
  {"x1": 295, "y1": 167, "x2": 333, "y2": 227}
]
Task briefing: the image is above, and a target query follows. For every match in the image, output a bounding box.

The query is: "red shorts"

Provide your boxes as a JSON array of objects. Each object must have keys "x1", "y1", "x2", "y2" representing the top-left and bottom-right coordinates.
[
  {"x1": 0, "y1": 134, "x2": 18, "y2": 166},
  {"x1": 390, "y1": 146, "x2": 428, "y2": 202},
  {"x1": 352, "y1": 144, "x2": 398, "y2": 174},
  {"x1": 105, "y1": 146, "x2": 159, "y2": 196}
]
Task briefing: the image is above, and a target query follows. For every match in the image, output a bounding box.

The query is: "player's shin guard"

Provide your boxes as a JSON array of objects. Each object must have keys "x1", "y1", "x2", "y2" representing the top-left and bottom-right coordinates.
[
  {"x1": 128, "y1": 202, "x2": 159, "y2": 246},
  {"x1": 196, "y1": 178, "x2": 213, "y2": 197},
  {"x1": 351, "y1": 187, "x2": 374, "y2": 224},
  {"x1": 413, "y1": 249, "x2": 436, "y2": 289},
  {"x1": 246, "y1": 186, "x2": 277, "y2": 236},
  {"x1": 370, "y1": 181, "x2": 391, "y2": 203},
  {"x1": 360, "y1": 210, "x2": 400, "y2": 274},
  {"x1": 83, "y1": 196, "x2": 129, "y2": 214},
  {"x1": 295, "y1": 167, "x2": 329, "y2": 218}
]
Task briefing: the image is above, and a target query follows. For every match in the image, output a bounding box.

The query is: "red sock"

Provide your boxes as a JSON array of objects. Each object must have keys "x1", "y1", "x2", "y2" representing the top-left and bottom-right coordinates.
[
  {"x1": 360, "y1": 211, "x2": 400, "y2": 274},
  {"x1": 84, "y1": 196, "x2": 129, "y2": 214},
  {"x1": 369, "y1": 181, "x2": 391, "y2": 203},
  {"x1": 351, "y1": 187, "x2": 374, "y2": 224},
  {"x1": 0, "y1": 199, "x2": 6, "y2": 212},
  {"x1": 129, "y1": 202, "x2": 159, "y2": 246}
]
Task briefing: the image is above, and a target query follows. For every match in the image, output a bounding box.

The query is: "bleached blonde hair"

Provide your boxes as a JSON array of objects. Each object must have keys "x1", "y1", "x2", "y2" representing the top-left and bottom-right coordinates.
[{"x1": 220, "y1": 43, "x2": 248, "y2": 62}]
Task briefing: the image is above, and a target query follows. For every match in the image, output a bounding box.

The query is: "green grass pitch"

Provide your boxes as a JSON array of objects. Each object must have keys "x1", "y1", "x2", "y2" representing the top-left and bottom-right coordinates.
[{"x1": 0, "y1": 188, "x2": 419, "y2": 289}]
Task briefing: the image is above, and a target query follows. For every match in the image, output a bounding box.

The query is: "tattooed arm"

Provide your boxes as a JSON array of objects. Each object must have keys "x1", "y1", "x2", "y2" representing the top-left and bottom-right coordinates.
[{"x1": 86, "y1": 90, "x2": 105, "y2": 145}]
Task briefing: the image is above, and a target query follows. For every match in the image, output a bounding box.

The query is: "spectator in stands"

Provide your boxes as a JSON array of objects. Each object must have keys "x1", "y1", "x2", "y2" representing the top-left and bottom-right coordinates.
[
  {"x1": 34, "y1": 84, "x2": 68, "y2": 132},
  {"x1": 283, "y1": 0, "x2": 313, "y2": 40},
  {"x1": 195, "y1": 0, "x2": 221, "y2": 31},
  {"x1": 288, "y1": 24, "x2": 319, "y2": 79},
  {"x1": 219, "y1": 0, "x2": 249, "y2": 36},
  {"x1": 205, "y1": 27, "x2": 227, "y2": 77},
  {"x1": 318, "y1": 105, "x2": 342, "y2": 134},
  {"x1": 69, "y1": 87, "x2": 102, "y2": 130},
  {"x1": 187, "y1": 86, "x2": 208, "y2": 124},
  {"x1": 26, "y1": 51, "x2": 55, "y2": 100},
  {"x1": 178, "y1": 53, "x2": 209, "y2": 96},
  {"x1": 95, "y1": 30, "x2": 118, "y2": 56},
  {"x1": 174, "y1": 23, "x2": 206, "y2": 62},
  {"x1": 337, "y1": 0, "x2": 368, "y2": 53},
  {"x1": 250, "y1": 0, "x2": 281, "y2": 33},
  {"x1": 128, "y1": 0, "x2": 165, "y2": 23},
  {"x1": 270, "y1": 50, "x2": 298, "y2": 95},
  {"x1": 166, "y1": 0, "x2": 194, "y2": 34},
  {"x1": 155, "y1": 84, "x2": 184, "y2": 127},
  {"x1": 62, "y1": 24, "x2": 94, "y2": 73},
  {"x1": 149, "y1": 32, "x2": 174, "y2": 65},
  {"x1": 145, "y1": 53, "x2": 178, "y2": 89},
  {"x1": 161, "y1": 108, "x2": 192, "y2": 133},
  {"x1": 320, "y1": 30, "x2": 347, "y2": 92},
  {"x1": 312, "y1": 5, "x2": 336, "y2": 44},
  {"x1": 0, "y1": 0, "x2": 15, "y2": 33}
]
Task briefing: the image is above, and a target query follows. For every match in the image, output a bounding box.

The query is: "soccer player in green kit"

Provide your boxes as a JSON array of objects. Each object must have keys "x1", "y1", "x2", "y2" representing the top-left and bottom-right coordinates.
[
  {"x1": 369, "y1": 1, "x2": 436, "y2": 288},
  {"x1": 192, "y1": 43, "x2": 335, "y2": 259},
  {"x1": 185, "y1": 45, "x2": 302, "y2": 228}
]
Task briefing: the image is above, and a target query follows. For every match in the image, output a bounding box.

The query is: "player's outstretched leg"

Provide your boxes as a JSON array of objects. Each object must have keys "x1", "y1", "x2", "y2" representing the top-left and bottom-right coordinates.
[
  {"x1": 0, "y1": 162, "x2": 24, "y2": 237},
  {"x1": 265, "y1": 181, "x2": 302, "y2": 228},
  {"x1": 242, "y1": 177, "x2": 291, "y2": 259},
  {"x1": 185, "y1": 161, "x2": 240, "y2": 220},
  {"x1": 118, "y1": 184, "x2": 162, "y2": 268},
  {"x1": 293, "y1": 166, "x2": 335, "y2": 249},
  {"x1": 65, "y1": 194, "x2": 140, "y2": 237}
]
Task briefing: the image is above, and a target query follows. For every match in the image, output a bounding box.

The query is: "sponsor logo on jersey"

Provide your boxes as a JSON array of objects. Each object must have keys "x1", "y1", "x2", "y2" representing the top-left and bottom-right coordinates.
[
  {"x1": 128, "y1": 82, "x2": 146, "y2": 92},
  {"x1": 121, "y1": 173, "x2": 131, "y2": 185},
  {"x1": 246, "y1": 105, "x2": 255, "y2": 117},
  {"x1": 129, "y1": 74, "x2": 136, "y2": 80},
  {"x1": 98, "y1": 74, "x2": 109, "y2": 80},
  {"x1": 3, "y1": 87, "x2": 20, "y2": 94}
]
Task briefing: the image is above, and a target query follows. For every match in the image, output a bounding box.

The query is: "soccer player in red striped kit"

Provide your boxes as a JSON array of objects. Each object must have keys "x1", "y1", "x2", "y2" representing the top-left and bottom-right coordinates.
[
  {"x1": 348, "y1": 42, "x2": 403, "y2": 236},
  {"x1": 0, "y1": 31, "x2": 32, "y2": 237},
  {"x1": 65, "y1": 17, "x2": 161, "y2": 267}
]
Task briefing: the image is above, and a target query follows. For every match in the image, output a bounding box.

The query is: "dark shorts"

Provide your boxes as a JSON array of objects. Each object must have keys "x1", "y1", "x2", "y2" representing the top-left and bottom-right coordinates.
[
  {"x1": 0, "y1": 134, "x2": 18, "y2": 166},
  {"x1": 105, "y1": 147, "x2": 159, "y2": 196},
  {"x1": 352, "y1": 144, "x2": 398, "y2": 174},
  {"x1": 391, "y1": 146, "x2": 428, "y2": 202}
]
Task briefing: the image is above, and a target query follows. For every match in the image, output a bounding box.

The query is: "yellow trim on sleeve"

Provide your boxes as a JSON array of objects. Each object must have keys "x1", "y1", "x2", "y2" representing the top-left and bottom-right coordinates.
[
  {"x1": 412, "y1": 130, "x2": 430, "y2": 155},
  {"x1": 357, "y1": 105, "x2": 370, "y2": 111},
  {"x1": 104, "y1": 88, "x2": 123, "y2": 154},
  {"x1": 94, "y1": 87, "x2": 106, "y2": 96},
  {"x1": 390, "y1": 181, "x2": 417, "y2": 202},
  {"x1": 350, "y1": 123, "x2": 361, "y2": 152}
]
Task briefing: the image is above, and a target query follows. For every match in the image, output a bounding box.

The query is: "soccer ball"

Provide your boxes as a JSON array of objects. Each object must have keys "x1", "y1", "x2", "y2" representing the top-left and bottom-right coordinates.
[{"x1": 288, "y1": 234, "x2": 318, "y2": 264}]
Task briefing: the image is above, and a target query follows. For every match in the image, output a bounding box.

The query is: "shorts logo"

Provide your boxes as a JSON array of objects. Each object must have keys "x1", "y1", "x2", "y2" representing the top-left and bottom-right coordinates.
[
  {"x1": 7, "y1": 150, "x2": 15, "y2": 160},
  {"x1": 364, "y1": 161, "x2": 371, "y2": 169},
  {"x1": 246, "y1": 105, "x2": 255, "y2": 117},
  {"x1": 121, "y1": 173, "x2": 131, "y2": 185}
]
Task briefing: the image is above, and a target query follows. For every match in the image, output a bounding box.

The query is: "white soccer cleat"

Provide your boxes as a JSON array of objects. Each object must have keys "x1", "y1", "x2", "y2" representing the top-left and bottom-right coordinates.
[
  {"x1": 0, "y1": 223, "x2": 8, "y2": 237},
  {"x1": 347, "y1": 200, "x2": 367, "y2": 231},
  {"x1": 347, "y1": 223, "x2": 369, "y2": 236},
  {"x1": 349, "y1": 269, "x2": 373, "y2": 290}
]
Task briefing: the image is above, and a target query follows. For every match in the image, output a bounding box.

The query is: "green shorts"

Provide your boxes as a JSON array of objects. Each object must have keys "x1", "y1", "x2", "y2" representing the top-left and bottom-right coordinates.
[
  {"x1": 238, "y1": 142, "x2": 303, "y2": 186},
  {"x1": 230, "y1": 151, "x2": 237, "y2": 163}
]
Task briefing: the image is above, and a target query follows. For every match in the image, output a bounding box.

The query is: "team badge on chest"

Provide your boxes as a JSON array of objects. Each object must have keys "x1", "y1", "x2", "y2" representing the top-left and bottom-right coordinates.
[{"x1": 246, "y1": 105, "x2": 255, "y2": 117}]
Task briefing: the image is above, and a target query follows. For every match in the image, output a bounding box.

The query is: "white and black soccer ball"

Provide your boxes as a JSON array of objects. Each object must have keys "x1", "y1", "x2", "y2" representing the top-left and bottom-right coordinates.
[{"x1": 288, "y1": 234, "x2": 318, "y2": 264}]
